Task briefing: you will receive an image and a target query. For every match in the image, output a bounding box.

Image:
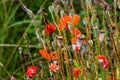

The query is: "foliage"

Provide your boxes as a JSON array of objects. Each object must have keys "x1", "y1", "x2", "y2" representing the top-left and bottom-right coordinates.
[{"x1": 0, "y1": 0, "x2": 120, "y2": 80}]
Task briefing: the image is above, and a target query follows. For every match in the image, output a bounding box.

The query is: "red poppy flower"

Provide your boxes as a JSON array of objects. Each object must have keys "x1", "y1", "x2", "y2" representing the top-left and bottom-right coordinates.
[
  {"x1": 45, "y1": 24, "x2": 56, "y2": 34},
  {"x1": 59, "y1": 16, "x2": 71, "y2": 31},
  {"x1": 49, "y1": 63, "x2": 59, "y2": 72},
  {"x1": 73, "y1": 14, "x2": 80, "y2": 25},
  {"x1": 39, "y1": 49, "x2": 58, "y2": 60},
  {"x1": 48, "y1": 24, "x2": 56, "y2": 32},
  {"x1": 59, "y1": 14, "x2": 80, "y2": 31},
  {"x1": 97, "y1": 55, "x2": 109, "y2": 69},
  {"x1": 25, "y1": 66, "x2": 37, "y2": 77},
  {"x1": 70, "y1": 28, "x2": 81, "y2": 37},
  {"x1": 73, "y1": 68, "x2": 81, "y2": 78}
]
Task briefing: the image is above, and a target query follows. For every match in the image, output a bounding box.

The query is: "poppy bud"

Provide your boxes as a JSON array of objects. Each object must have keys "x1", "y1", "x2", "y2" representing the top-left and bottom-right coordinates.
[
  {"x1": 88, "y1": 40, "x2": 93, "y2": 46},
  {"x1": 18, "y1": 47, "x2": 22, "y2": 54},
  {"x1": 83, "y1": 17, "x2": 88, "y2": 26}
]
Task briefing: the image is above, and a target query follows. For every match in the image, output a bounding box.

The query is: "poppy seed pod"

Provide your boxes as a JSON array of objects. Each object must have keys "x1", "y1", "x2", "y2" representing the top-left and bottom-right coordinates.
[
  {"x1": 89, "y1": 51, "x2": 93, "y2": 59},
  {"x1": 61, "y1": 0, "x2": 68, "y2": 7},
  {"x1": 57, "y1": 36, "x2": 64, "y2": 47},
  {"x1": 77, "y1": 35, "x2": 86, "y2": 48},
  {"x1": 111, "y1": 23, "x2": 116, "y2": 33},
  {"x1": 98, "y1": 30, "x2": 105, "y2": 42}
]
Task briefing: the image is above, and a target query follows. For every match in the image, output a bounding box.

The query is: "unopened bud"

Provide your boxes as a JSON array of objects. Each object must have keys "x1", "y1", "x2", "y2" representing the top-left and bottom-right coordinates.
[
  {"x1": 88, "y1": 40, "x2": 93, "y2": 46},
  {"x1": 60, "y1": 10, "x2": 64, "y2": 18},
  {"x1": 18, "y1": 47, "x2": 22, "y2": 54},
  {"x1": 48, "y1": 6, "x2": 54, "y2": 13},
  {"x1": 83, "y1": 17, "x2": 88, "y2": 26}
]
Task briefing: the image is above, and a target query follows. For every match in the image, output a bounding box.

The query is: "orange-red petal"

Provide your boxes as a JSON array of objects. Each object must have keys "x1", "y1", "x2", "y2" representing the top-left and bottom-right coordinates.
[
  {"x1": 39, "y1": 49, "x2": 51, "y2": 60},
  {"x1": 73, "y1": 68, "x2": 81, "y2": 78},
  {"x1": 71, "y1": 37, "x2": 77, "y2": 44},
  {"x1": 49, "y1": 63, "x2": 59, "y2": 72},
  {"x1": 73, "y1": 14, "x2": 80, "y2": 25},
  {"x1": 52, "y1": 52, "x2": 58, "y2": 60},
  {"x1": 70, "y1": 28, "x2": 81, "y2": 36}
]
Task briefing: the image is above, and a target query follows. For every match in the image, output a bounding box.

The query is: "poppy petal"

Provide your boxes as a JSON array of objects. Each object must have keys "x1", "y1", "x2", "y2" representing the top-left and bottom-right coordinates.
[{"x1": 39, "y1": 49, "x2": 51, "y2": 60}]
